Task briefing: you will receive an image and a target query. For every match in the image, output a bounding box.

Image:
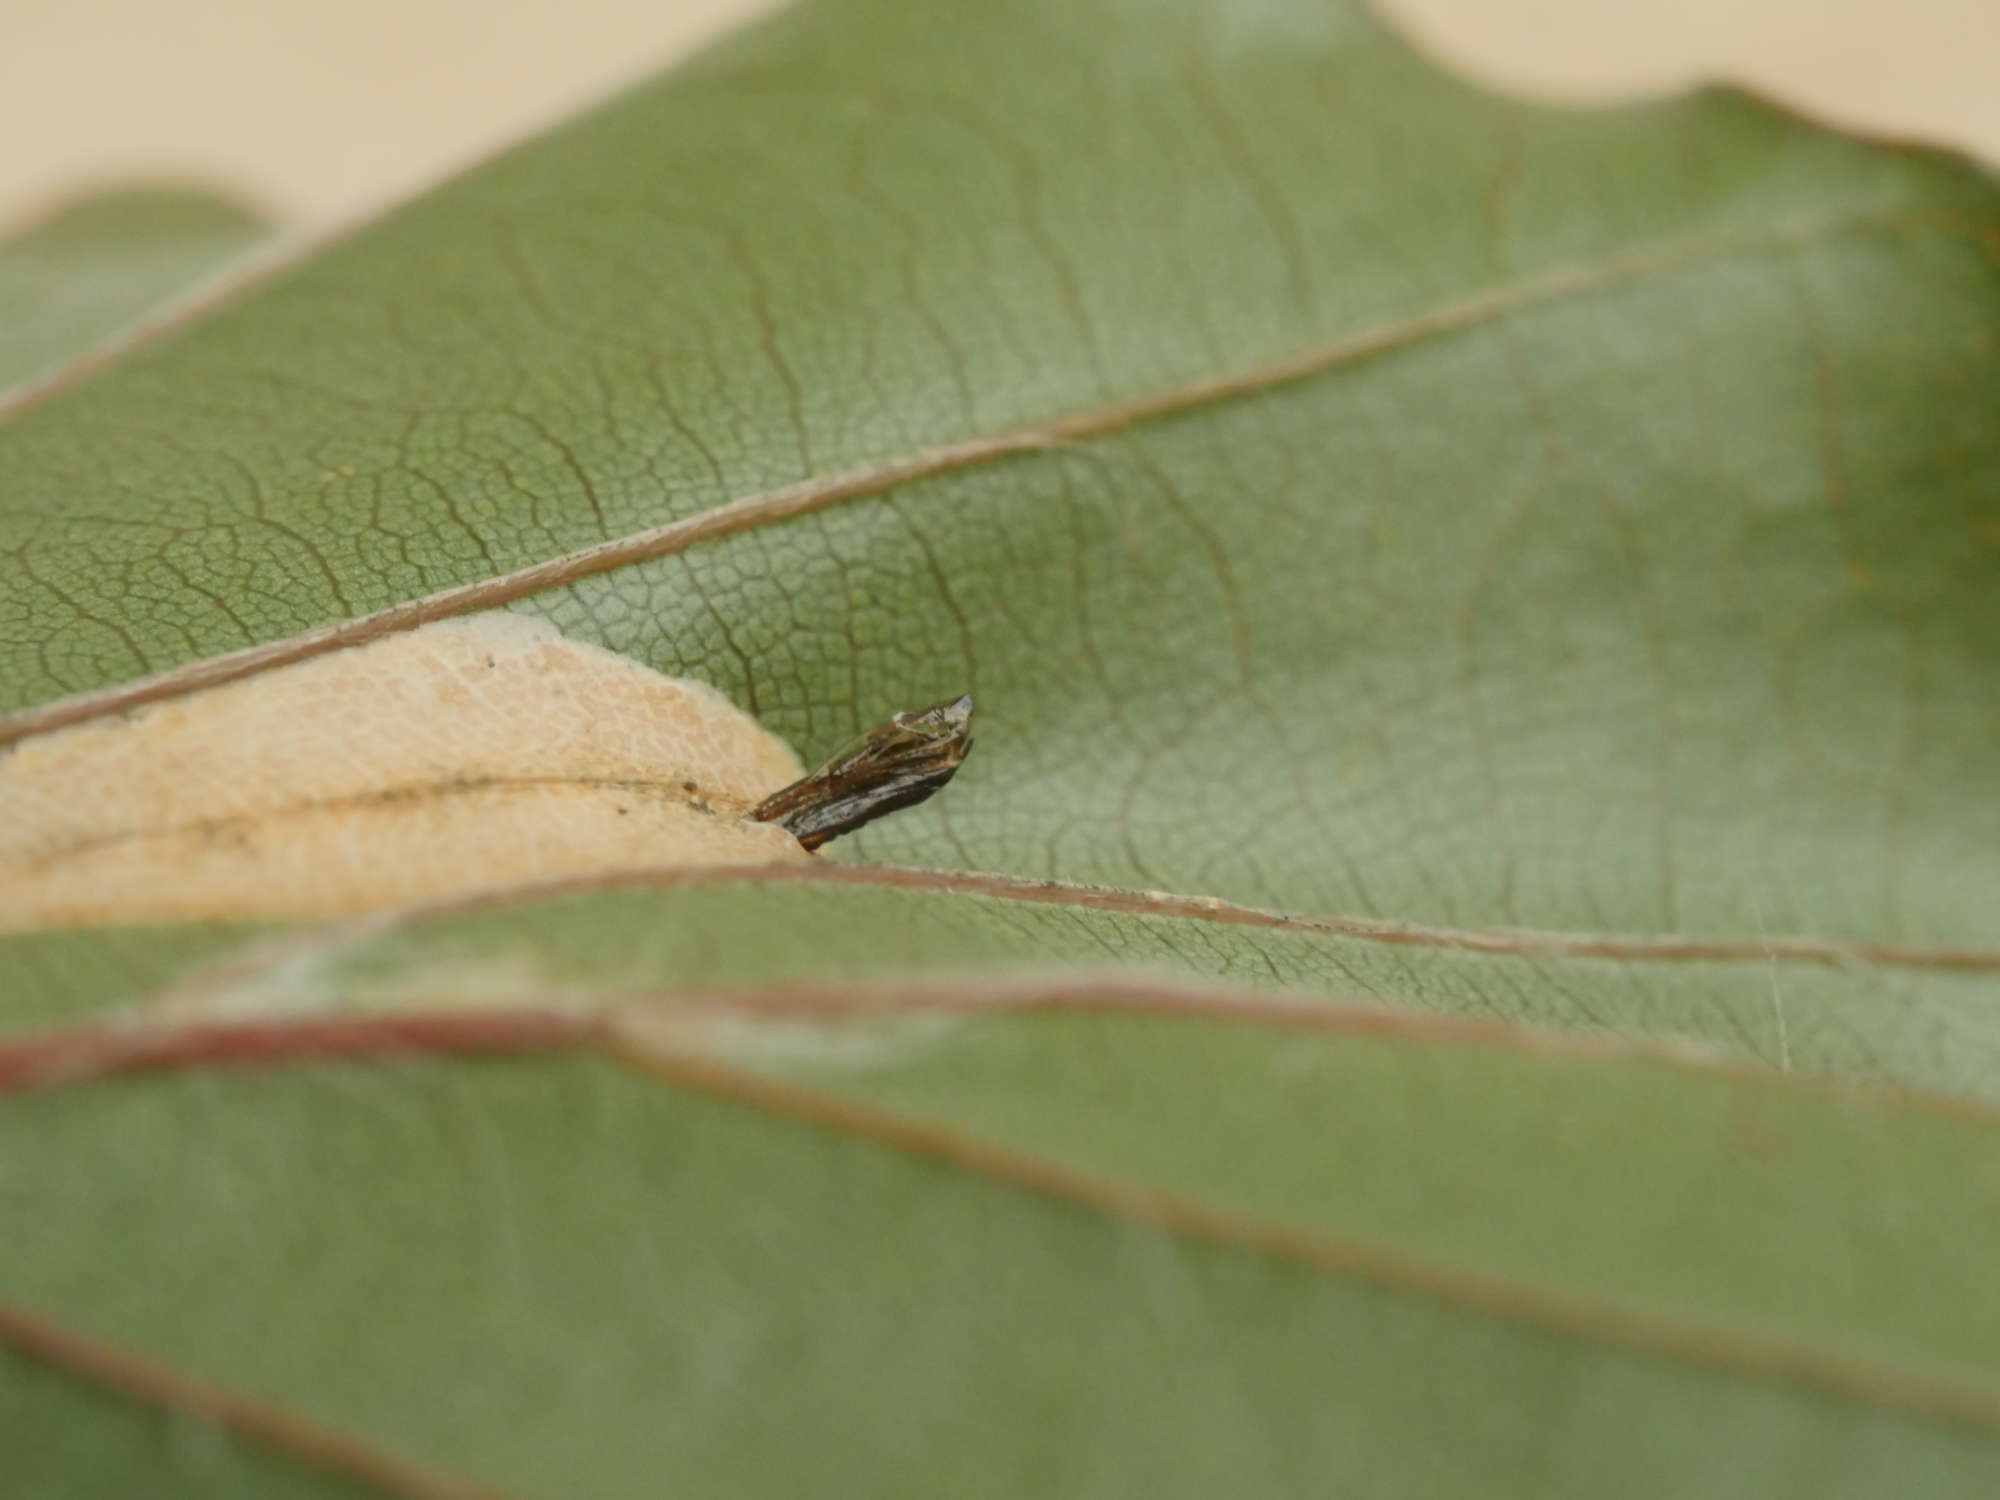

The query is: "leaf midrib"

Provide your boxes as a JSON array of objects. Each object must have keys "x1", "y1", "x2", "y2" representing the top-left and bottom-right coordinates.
[
  {"x1": 119, "y1": 861, "x2": 2000, "y2": 990},
  {"x1": 12, "y1": 771, "x2": 756, "y2": 872},
  {"x1": 0, "y1": 204, "x2": 1954, "y2": 752},
  {"x1": 6, "y1": 985, "x2": 2000, "y2": 1445}
]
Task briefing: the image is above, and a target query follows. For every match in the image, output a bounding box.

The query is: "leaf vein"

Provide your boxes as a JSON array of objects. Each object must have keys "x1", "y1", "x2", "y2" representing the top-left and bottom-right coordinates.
[{"x1": 0, "y1": 208, "x2": 1954, "y2": 750}]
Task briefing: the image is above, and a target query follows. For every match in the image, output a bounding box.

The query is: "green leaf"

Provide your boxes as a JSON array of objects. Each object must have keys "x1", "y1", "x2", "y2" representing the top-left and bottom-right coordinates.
[
  {"x1": 2, "y1": 0, "x2": 1998, "y2": 1493},
  {"x1": 0, "y1": 188, "x2": 268, "y2": 393},
  {"x1": 5, "y1": 1035, "x2": 2000, "y2": 1499},
  {"x1": 8, "y1": 1336, "x2": 390, "y2": 1500}
]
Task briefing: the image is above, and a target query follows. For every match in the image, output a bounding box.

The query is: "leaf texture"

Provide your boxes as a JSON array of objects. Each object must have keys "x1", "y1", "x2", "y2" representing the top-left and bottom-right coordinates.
[{"x1": 2, "y1": 0, "x2": 1999, "y2": 1493}]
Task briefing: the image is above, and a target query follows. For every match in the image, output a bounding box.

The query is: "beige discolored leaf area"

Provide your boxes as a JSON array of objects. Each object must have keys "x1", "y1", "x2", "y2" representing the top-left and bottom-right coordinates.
[
  {"x1": 0, "y1": 613, "x2": 809, "y2": 928},
  {"x1": 8, "y1": 2, "x2": 2000, "y2": 1497}
]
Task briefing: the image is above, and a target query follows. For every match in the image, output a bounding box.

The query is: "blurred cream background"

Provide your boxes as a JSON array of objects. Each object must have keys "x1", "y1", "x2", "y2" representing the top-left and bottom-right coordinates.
[{"x1": 2, "y1": 0, "x2": 1996, "y2": 231}]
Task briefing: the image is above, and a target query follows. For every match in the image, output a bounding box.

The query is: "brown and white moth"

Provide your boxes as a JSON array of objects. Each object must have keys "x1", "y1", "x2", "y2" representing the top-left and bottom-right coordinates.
[{"x1": 749, "y1": 694, "x2": 974, "y2": 851}]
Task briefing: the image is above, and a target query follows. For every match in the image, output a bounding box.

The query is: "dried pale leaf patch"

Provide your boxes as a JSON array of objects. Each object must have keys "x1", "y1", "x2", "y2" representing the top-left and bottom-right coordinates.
[{"x1": 0, "y1": 613, "x2": 809, "y2": 928}]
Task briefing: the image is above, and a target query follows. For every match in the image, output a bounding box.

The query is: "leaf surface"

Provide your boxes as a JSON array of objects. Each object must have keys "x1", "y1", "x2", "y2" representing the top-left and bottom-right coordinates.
[
  {"x1": 6, "y1": 1027, "x2": 2000, "y2": 1500},
  {"x1": 2, "y1": 0, "x2": 1998, "y2": 1493},
  {"x1": 0, "y1": 187, "x2": 267, "y2": 393}
]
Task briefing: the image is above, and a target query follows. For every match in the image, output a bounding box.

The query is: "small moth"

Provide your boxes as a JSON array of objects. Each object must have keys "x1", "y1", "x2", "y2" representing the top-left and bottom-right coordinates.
[{"x1": 749, "y1": 694, "x2": 974, "y2": 851}]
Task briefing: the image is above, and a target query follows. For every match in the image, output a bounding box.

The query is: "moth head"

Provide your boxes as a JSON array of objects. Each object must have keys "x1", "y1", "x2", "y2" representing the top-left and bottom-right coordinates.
[
  {"x1": 891, "y1": 693, "x2": 974, "y2": 757},
  {"x1": 847, "y1": 692, "x2": 972, "y2": 777}
]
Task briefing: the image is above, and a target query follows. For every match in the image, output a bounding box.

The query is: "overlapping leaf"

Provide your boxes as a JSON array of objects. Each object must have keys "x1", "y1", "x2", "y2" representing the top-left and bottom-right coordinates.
[
  {"x1": 0, "y1": 187, "x2": 266, "y2": 393},
  {"x1": 3, "y1": 0, "x2": 1998, "y2": 1494}
]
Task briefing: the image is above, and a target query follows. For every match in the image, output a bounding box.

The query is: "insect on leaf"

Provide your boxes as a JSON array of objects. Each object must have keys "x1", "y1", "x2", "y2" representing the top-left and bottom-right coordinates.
[{"x1": 750, "y1": 694, "x2": 975, "y2": 851}]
